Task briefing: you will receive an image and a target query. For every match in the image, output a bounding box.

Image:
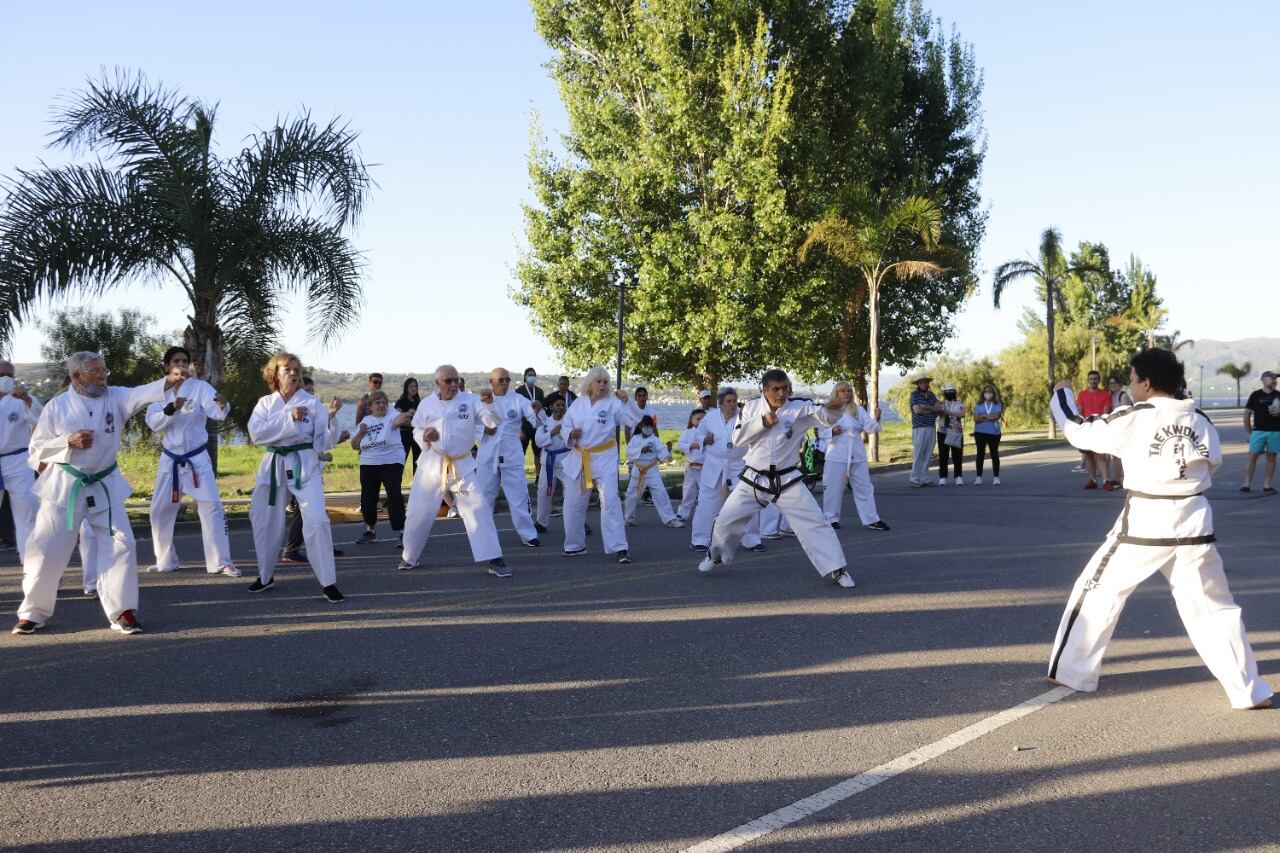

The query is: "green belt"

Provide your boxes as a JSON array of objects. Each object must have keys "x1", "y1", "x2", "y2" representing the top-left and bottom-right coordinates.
[
  {"x1": 56, "y1": 462, "x2": 118, "y2": 534},
  {"x1": 266, "y1": 443, "x2": 314, "y2": 506}
]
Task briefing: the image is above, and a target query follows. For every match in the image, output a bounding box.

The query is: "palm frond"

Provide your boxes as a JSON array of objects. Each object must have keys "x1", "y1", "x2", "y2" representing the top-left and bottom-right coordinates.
[
  {"x1": 884, "y1": 195, "x2": 942, "y2": 250},
  {"x1": 887, "y1": 260, "x2": 947, "y2": 281},
  {"x1": 799, "y1": 215, "x2": 863, "y2": 268},
  {"x1": 990, "y1": 259, "x2": 1042, "y2": 309}
]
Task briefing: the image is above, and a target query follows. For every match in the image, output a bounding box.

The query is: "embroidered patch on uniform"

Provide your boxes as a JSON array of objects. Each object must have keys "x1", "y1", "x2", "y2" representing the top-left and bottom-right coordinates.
[
  {"x1": 6, "y1": 412, "x2": 16, "y2": 423},
  {"x1": 595, "y1": 410, "x2": 608, "y2": 425},
  {"x1": 458, "y1": 403, "x2": 469, "y2": 414},
  {"x1": 104, "y1": 412, "x2": 115, "y2": 434}
]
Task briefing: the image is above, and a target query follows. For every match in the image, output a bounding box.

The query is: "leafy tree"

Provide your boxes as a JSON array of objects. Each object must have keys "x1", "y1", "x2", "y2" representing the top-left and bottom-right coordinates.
[
  {"x1": 992, "y1": 227, "x2": 1104, "y2": 437},
  {"x1": 798, "y1": 190, "x2": 950, "y2": 460},
  {"x1": 518, "y1": 6, "x2": 794, "y2": 388},
  {"x1": 38, "y1": 306, "x2": 170, "y2": 439},
  {"x1": 1217, "y1": 361, "x2": 1252, "y2": 407},
  {"x1": 0, "y1": 71, "x2": 372, "y2": 466}
]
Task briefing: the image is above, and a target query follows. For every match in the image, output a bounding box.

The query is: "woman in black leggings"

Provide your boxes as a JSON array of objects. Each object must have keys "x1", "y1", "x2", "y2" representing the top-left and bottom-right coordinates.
[
  {"x1": 937, "y1": 383, "x2": 965, "y2": 485},
  {"x1": 395, "y1": 377, "x2": 422, "y2": 473},
  {"x1": 972, "y1": 382, "x2": 1003, "y2": 485}
]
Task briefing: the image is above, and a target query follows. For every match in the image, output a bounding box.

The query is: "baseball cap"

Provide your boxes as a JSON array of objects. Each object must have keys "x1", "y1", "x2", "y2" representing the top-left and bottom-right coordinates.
[
  {"x1": 698, "y1": 389, "x2": 712, "y2": 399},
  {"x1": 1262, "y1": 370, "x2": 1277, "y2": 380}
]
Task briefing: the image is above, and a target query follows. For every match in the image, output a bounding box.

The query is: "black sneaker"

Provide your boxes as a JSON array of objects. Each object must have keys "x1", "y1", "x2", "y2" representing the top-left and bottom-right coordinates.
[
  {"x1": 356, "y1": 530, "x2": 376, "y2": 545},
  {"x1": 247, "y1": 577, "x2": 275, "y2": 593},
  {"x1": 522, "y1": 538, "x2": 541, "y2": 548},
  {"x1": 333, "y1": 548, "x2": 345, "y2": 557},
  {"x1": 831, "y1": 521, "x2": 842, "y2": 529},
  {"x1": 489, "y1": 558, "x2": 512, "y2": 578},
  {"x1": 747, "y1": 544, "x2": 767, "y2": 552},
  {"x1": 11, "y1": 619, "x2": 44, "y2": 635},
  {"x1": 691, "y1": 543, "x2": 708, "y2": 553},
  {"x1": 585, "y1": 523, "x2": 593, "y2": 536},
  {"x1": 534, "y1": 522, "x2": 548, "y2": 534},
  {"x1": 321, "y1": 584, "x2": 344, "y2": 603},
  {"x1": 617, "y1": 550, "x2": 632, "y2": 564},
  {"x1": 866, "y1": 521, "x2": 891, "y2": 531},
  {"x1": 1265, "y1": 487, "x2": 1278, "y2": 495},
  {"x1": 563, "y1": 549, "x2": 587, "y2": 557}
]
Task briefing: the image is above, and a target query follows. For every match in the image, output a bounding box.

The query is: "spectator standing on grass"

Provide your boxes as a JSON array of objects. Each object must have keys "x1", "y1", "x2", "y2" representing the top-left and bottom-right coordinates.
[
  {"x1": 352, "y1": 389, "x2": 413, "y2": 545},
  {"x1": 516, "y1": 367, "x2": 545, "y2": 480},
  {"x1": 544, "y1": 375, "x2": 577, "y2": 411},
  {"x1": 395, "y1": 377, "x2": 422, "y2": 473},
  {"x1": 1076, "y1": 370, "x2": 1114, "y2": 490},
  {"x1": 697, "y1": 389, "x2": 713, "y2": 411},
  {"x1": 972, "y1": 383, "x2": 1003, "y2": 486},
  {"x1": 1241, "y1": 369, "x2": 1280, "y2": 494},
  {"x1": 908, "y1": 376, "x2": 941, "y2": 487},
  {"x1": 353, "y1": 372, "x2": 384, "y2": 424},
  {"x1": 937, "y1": 383, "x2": 966, "y2": 486}
]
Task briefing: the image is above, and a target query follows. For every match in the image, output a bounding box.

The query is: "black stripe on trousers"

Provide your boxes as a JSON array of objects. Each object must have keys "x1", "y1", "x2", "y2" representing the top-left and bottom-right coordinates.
[{"x1": 1049, "y1": 497, "x2": 1132, "y2": 680}]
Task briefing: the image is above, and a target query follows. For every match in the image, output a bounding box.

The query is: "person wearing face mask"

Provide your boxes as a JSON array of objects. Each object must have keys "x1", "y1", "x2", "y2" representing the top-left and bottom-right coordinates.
[
  {"x1": 676, "y1": 409, "x2": 706, "y2": 523},
  {"x1": 936, "y1": 383, "x2": 966, "y2": 486},
  {"x1": 533, "y1": 396, "x2": 570, "y2": 531},
  {"x1": 0, "y1": 361, "x2": 42, "y2": 560},
  {"x1": 818, "y1": 381, "x2": 889, "y2": 530},
  {"x1": 971, "y1": 383, "x2": 1004, "y2": 486},
  {"x1": 143, "y1": 347, "x2": 239, "y2": 578},
  {"x1": 698, "y1": 369, "x2": 854, "y2": 588},
  {"x1": 516, "y1": 367, "x2": 545, "y2": 480},
  {"x1": 1047, "y1": 348, "x2": 1271, "y2": 710},
  {"x1": 623, "y1": 415, "x2": 684, "y2": 528},
  {"x1": 12, "y1": 351, "x2": 184, "y2": 636},
  {"x1": 246, "y1": 353, "x2": 345, "y2": 602}
]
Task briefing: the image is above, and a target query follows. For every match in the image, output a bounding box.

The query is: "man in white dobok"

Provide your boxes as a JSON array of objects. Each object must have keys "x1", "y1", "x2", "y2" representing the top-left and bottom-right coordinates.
[
  {"x1": 145, "y1": 346, "x2": 239, "y2": 577},
  {"x1": 699, "y1": 369, "x2": 855, "y2": 588},
  {"x1": 399, "y1": 365, "x2": 510, "y2": 577},
  {"x1": 475, "y1": 367, "x2": 543, "y2": 547},
  {"x1": 0, "y1": 361, "x2": 42, "y2": 560},
  {"x1": 12, "y1": 352, "x2": 182, "y2": 636}
]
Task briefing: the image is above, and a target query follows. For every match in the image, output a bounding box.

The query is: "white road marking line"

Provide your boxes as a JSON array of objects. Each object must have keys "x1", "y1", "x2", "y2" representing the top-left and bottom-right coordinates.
[{"x1": 683, "y1": 685, "x2": 1074, "y2": 852}]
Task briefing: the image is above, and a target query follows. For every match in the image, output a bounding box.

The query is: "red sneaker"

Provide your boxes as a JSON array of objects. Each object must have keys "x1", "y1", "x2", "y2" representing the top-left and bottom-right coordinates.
[
  {"x1": 1102, "y1": 480, "x2": 1115, "y2": 491},
  {"x1": 111, "y1": 610, "x2": 143, "y2": 635},
  {"x1": 1084, "y1": 480, "x2": 1098, "y2": 490}
]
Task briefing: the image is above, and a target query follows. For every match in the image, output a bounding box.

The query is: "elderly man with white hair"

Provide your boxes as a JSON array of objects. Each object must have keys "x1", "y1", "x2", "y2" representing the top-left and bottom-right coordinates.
[
  {"x1": 399, "y1": 364, "x2": 511, "y2": 577},
  {"x1": 12, "y1": 351, "x2": 183, "y2": 636},
  {"x1": 558, "y1": 366, "x2": 640, "y2": 563},
  {"x1": 0, "y1": 358, "x2": 42, "y2": 559}
]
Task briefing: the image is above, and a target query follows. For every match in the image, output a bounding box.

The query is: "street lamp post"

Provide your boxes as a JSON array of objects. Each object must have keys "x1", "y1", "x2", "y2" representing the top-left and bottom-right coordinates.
[{"x1": 613, "y1": 272, "x2": 635, "y2": 442}]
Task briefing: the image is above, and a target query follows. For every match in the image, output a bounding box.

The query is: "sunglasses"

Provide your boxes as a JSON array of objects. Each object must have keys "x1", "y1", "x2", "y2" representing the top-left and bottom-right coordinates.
[
  {"x1": 495, "y1": 377, "x2": 511, "y2": 383},
  {"x1": 441, "y1": 377, "x2": 462, "y2": 385}
]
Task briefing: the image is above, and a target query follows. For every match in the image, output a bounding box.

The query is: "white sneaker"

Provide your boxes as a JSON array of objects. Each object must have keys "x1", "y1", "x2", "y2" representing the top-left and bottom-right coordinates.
[
  {"x1": 148, "y1": 565, "x2": 176, "y2": 573},
  {"x1": 217, "y1": 565, "x2": 242, "y2": 577},
  {"x1": 993, "y1": 477, "x2": 1001, "y2": 485},
  {"x1": 938, "y1": 479, "x2": 947, "y2": 487},
  {"x1": 697, "y1": 554, "x2": 720, "y2": 573},
  {"x1": 830, "y1": 568, "x2": 856, "y2": 588},
  {"x1": 665, "y1": 519, "x2": 685, "y2": 529},
  {"x1": 973, "y1": 476, "x2": 982, "y2": 485},
  {"x1": 954, "y1": 478, "x2": 963, "y2": 486}
]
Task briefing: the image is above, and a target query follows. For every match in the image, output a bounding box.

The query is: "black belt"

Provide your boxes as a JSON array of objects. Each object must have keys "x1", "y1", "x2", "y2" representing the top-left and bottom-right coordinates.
[
  {"x1": 739, "y1": 465, "x2": 804, "y2": 504},
  {"x1": 1127, "y1": 491, "x2": 1204, "y2": 500},
  {"x1": 1117, "y1": 533, "x2": 1216, "y2": 546}
]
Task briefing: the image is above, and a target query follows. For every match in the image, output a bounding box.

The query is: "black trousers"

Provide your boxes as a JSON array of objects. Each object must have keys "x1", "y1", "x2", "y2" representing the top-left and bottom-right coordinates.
[
  {"x1": 360, "y1": 463, "x2": 406, "y2": 531},
  {"x1": 400, "y1": 430, "x2": 421, "y2": 474},
  {"x1": 0, "y1": 493, "x2": 12, "y2": 546},
  {"x1": 974, "y1": 432, "x2": 1001, "y2": 476},
  {"x1": 938, "y1": 431, "x2": 962, "y2": 478},
  {"x1": 284, "y1": 497, "x2": 304, "y2": 556}
]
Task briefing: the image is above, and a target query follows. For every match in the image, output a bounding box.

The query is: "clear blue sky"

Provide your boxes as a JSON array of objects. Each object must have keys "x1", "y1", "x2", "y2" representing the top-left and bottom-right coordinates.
[{"x1": 1, "y1": 1, "x2": 1275, "y2": 380}]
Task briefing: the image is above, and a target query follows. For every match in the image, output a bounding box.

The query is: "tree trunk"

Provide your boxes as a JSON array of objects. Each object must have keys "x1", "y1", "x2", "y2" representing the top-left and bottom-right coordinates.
[
  {"x1": 1046, "y1": 288, "x2": 1058, "y2": 440},
  {"x1": 183, "y1": 315, "x2": 226, "y2": 474},
  {"x1": 868, "y1": 279, "x2": 882, "y2": 462}
]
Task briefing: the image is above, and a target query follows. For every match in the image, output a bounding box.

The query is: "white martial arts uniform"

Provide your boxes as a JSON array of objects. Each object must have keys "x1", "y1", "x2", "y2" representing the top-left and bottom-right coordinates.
[
  {"x1": 0, "y1": 391, "x2": 42, "y2": 560},
  {"x1": 401, "y1": 391, "x2": 503, "y2": 565},
  {"x1": 475, "y1": 389, "x2": 540, "y2": 542},
  {"x1": 247, "y1": 389, "x2": 338, "y2": 587},
  {"x1": 820, "y1": 406, "x2": 882, "y2": 526},
  {"x1": 624, "y1": 432, "x2": 677, "y2": 524},
  {"x1": 690, "y1": 408, "x2": 762, "y2": 549},
  {"x1": 676, "y1": 427, "x2": 704, "y2": 521},
  {"x1": 1047, "y1": 389, "x2": 1272, "y2": 709},
  {"x1": 558, "y1": 395, "x2": 640, "y2": 555},
  {"x1": 144, "y1": 379, "x2": 235, "y2": 574},
  {"x1": 709, "y1": 398, "x2": 847, "y2": 577},
  {"x1": 534, "y1": 412, "x2": 569, "y2": 529},
  {"x1": 17, "y1": 379, "x2": 168, "y2": 625}
]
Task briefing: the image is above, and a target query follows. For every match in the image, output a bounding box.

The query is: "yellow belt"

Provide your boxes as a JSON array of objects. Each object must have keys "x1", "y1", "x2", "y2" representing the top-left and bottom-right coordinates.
[
  {"x1": 633, "y1": 459, "x2": 659, "y2": 477},
  {"x1": 576, "y1": 439, "x2": 617, "y2": 492},
  {"x1": 427, "y1": 443, "x2": 472, "y2": 483}
]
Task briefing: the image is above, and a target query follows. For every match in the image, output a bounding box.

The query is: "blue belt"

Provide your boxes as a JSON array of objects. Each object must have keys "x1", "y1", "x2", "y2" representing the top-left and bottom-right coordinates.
[
  {"x1": 163, "y1": 446, "x2": 208, "y2": 502},
  {"x1": 0, "y1": 447, "x2": 27, "y2": 490},
  {"x1": 544, "y1": 447, "x2": 570, "y2": 494}
]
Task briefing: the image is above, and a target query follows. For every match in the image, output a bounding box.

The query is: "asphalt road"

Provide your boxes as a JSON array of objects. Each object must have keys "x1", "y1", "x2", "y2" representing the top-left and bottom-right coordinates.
[{"x1": 1, "y1": 416, "x2": 1276, "y2": 852}]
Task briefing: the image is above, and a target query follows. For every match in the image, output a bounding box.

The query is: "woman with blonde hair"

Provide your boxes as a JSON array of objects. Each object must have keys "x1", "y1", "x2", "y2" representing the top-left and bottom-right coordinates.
[
  {"x1": 972, "y1": 382, "x2": 1004, "y2": 485},
  {"x1": 557, "y1": 366, "x2": 641, "y2": 562},
  {"x1": 246, "y1": 352, "x2": 344, "y2": 602}
]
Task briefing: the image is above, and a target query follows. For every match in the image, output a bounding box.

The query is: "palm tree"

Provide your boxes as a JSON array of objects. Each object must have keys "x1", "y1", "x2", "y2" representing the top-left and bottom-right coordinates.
[
  {"x1": 799, "y1": 193, "x2": 949, "y2": 461},
  {"x1": 992, "y1": 227, "x2": 1104, "y2": 438},
  {"x1": 0, "y1": 71, "x2": 371, "y2": 467},
  {"x1": 1218, "y1": 361, "x2": 1252, "y2": 407},
  {"x1": 1106, "y1": 303, "x2": 1167, "y2": 349}
]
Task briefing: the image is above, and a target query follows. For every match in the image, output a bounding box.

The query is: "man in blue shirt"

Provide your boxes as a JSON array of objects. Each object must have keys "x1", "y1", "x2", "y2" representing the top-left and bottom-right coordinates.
[{"x1": 908, "y1": 376, "x2": 941, "y2": 487}]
